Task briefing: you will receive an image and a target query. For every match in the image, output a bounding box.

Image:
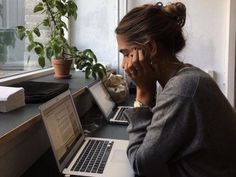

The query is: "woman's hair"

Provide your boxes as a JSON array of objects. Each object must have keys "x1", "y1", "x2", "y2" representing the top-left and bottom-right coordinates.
[{"x1": 115, "y1": 2, "x2": 186, "y2": 55}]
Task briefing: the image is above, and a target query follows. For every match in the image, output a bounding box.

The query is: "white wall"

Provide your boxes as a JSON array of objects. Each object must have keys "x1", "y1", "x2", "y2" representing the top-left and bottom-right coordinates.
[
  {"x1": 71, "y1": 0, "x2": 235, "y2": 106},
  {"x1": 71, "y1": 0, "x2": 119, "y2": 68},
  {"x1": 180, "y1": 0, "x2": 230, "y2": 97},
  {"x1": 129, "y1": 0, "x2": 231, "y2": 95}
]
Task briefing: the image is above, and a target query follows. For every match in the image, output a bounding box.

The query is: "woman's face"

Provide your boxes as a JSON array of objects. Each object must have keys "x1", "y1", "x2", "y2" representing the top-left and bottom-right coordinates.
[{"x1": 116, "y1": 34, "x2": 136, "y2": 69}]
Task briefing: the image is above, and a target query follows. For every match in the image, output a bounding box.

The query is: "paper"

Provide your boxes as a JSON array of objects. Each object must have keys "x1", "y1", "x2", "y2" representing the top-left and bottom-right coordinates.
[
  {"x1": 0, "y1": 86, "x2": 24, "y2": 101},
  {"x1": 43, "y1": 100, "x2": 79, "y2": 160},
  {"x1": 0, "y1": 86, "x2": 25, "y2": 112}
]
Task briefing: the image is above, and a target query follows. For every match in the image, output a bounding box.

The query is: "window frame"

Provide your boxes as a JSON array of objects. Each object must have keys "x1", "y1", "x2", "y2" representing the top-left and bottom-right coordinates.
[
  {"x1": 0, "y1": 68, "x2": 54, "y2": 86},
  {"x1": 0, "y1": 0, "x2": 55, "y2": 85}
]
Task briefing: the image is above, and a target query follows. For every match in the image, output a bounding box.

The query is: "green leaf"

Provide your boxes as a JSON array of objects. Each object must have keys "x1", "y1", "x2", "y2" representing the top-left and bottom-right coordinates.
[
  {"x1": 91, "y1": 71, "x2": 97, "y2": 80},
  {"x1": 38, "y1": 56, "x2": 45, "y2": 68},
  {"x1": 34, "y1": 46, "x2": 42, "y2": 55},
  {"x1": 85, "y1": 49, "x2": 97, "y2": 62},
  {"x1": 85, "y1": 57, "x2": 93, "y2": 64},
  {"x1": 85, "y1": 67, "x2": 91, "y2": 79},
  {"x1": 43, "y1": 19, "x2": 50, "y2": 27},
  {"x1": 60, "y1": 21, "x2": 68, "y2": 30},
  {"x1": 56, "y1": 1, "x2": 66, "y2": 15},
  {"x1": 33, "y1": 28, "x2": 40, "y2": 37},
  {"x1": 66, "y1": 0, "x2": 77, "y2": 19},
  {"x1": 27, "y1": 31, "x2": 34, "y2": 42},
  {"x1": 96, "y1": 63, "x2": 106, "y2": 74},
  {"x1": 16, "y1": 26, "x2": 26, "y2": 40},
  {"x1": 97, "y1": 70, "x2": 104, "y2": 79},
  {"x1": 73, "y1": 11, "x2": 77, "y2": 20},
  {"x1": 17, "y1": 26, "x2": 26, "y2": 31},
  {"x1": 27, "y1": 43, "x2": 35, "y2": 52},
  {"x1": 53, "y1": 44, "x2": 62, "y2": 55},
  {"x1": 35, "y1": 42, "x2": 44, "y2": 49},
  {"x1": 76, "y1": 60, "x2": 85, "y2": 70},
  {"x1": 16, "y1": 31, "x2": 25, "y2": 40},
  {"x1": 46, "y1": 47, "x2": 54, "y2": 59},
  {"x1": 33, "y1": 3, "x2": 44, "y2": 13}
]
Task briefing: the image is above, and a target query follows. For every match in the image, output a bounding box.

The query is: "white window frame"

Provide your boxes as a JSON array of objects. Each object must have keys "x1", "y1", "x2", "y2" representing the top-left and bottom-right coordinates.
[
  {"x1": 0, "y1": 0, "x2": 54, "y2": 86},
  {"x1": 0, "y1": 68, "x2": 54, "y2": 86}
]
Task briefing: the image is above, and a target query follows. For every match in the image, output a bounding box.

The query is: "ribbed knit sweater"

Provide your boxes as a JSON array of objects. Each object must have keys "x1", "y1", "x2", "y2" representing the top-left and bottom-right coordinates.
[{"x1": 124, "y1": 66, "x2": 236, "y2": 177}]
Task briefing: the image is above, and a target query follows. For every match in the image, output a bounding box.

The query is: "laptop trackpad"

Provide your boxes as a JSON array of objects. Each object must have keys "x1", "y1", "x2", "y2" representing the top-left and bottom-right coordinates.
[
  {"x1": 111, "y1": 150, "x2": 129, "y2": 163},
  {"x1": 106, "y1": 150, "x2": 133, "y2": 177}
]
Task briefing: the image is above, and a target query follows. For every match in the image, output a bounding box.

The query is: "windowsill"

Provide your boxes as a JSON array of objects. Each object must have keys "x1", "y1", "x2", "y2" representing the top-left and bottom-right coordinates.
[
  {"x1": 0, "y1": 68, "x2": 54, "y2": 86},
  {"x1": 0, "y1": 70, "x2": 95, "y2": 146}
]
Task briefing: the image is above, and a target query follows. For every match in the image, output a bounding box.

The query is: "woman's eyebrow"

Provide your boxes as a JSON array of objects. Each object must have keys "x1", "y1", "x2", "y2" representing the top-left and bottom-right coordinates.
[{"x1": 119, "y1": 49, "x2": 129, "y2": 54}]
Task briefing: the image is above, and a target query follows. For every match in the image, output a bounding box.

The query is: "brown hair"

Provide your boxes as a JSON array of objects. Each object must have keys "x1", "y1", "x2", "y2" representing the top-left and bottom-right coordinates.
[{"x1": 115, "y1": 2, "x2": 186, "y2": 55}]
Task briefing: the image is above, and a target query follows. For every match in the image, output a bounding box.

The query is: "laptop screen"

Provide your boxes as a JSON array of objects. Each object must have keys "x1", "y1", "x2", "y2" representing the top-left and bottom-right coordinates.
[
  {"x1": 89, "y1": 81, "x2": 115, "y2": 118},
  {"x1": 41, "y1": 93, "x2": 83, "y2": 164}
]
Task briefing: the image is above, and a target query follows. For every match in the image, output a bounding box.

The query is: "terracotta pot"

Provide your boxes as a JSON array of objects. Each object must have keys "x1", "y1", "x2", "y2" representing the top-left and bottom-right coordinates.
[{"x1": 52, "y1": 58, "x2": 73, "y2": 79}]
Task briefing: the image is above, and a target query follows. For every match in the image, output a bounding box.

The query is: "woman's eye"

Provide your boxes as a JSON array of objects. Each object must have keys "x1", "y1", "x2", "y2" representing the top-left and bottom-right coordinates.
[{"x1": 123, "y1": 53, "x2": 129, "y2": 57}]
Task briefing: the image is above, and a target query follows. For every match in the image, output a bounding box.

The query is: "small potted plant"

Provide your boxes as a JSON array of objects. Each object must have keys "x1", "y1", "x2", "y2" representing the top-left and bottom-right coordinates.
[{"x1": 16, "y1": 0, "x2": 106, "y2": 79}]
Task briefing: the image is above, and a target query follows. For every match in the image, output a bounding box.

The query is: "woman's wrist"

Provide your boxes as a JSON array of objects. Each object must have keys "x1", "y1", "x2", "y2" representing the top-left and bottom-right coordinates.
[{"x1": 135, "y1": 87, "x2": 156, "y2": 107}]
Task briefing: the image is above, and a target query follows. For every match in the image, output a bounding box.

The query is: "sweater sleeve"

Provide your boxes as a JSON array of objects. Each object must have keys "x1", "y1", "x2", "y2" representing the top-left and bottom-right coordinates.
[{"x1": 124, "y1": 93, "x2": 196, "y2": 176}]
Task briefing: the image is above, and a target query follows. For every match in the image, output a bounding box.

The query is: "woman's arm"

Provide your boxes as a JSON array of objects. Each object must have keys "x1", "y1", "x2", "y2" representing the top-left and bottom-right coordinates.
[{"x1": 124, "y1": 93, "x2": 196, "y2": 176}]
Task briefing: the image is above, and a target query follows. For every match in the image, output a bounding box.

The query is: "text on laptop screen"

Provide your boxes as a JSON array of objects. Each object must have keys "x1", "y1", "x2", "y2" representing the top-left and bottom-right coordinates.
[
  {"x1": 42, "y1": 95, "x2": 82, "y2": 163},
  {"x1": 90, "y1": 82, "x2": 115, "y2": 117}
]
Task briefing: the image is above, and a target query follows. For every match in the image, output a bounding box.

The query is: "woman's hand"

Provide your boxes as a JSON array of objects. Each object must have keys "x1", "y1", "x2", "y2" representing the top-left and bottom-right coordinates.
[{"x1": 123, "y1": 48, "x2": 157, "y2": 106}]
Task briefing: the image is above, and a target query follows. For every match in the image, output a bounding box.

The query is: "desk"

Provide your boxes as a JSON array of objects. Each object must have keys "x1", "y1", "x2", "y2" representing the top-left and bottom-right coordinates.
[
  {"x1": 0, "y1": 70, "x2": 94, "y2": 145},
  {"x1": 0, "y1": 69, "x2": 135, "y2": 177},
  {"x1": 21, "y1": 122, "x2": 129, "y2": 177},
  {"x1": 0, "y1": 71, "x2": 97, "y2": 177},
  {"x1": 21, "y1": 92, "x2": 133, "y2": 177}
]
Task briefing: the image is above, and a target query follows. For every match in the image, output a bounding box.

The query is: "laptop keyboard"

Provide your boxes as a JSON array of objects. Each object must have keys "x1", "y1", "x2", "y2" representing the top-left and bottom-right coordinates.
[
  {"x1": 72, "y1": 139, "x2": 113, "y2": 174},
  {"x1": 114, "y1": 107, "x2": 128, "y2": 121}
]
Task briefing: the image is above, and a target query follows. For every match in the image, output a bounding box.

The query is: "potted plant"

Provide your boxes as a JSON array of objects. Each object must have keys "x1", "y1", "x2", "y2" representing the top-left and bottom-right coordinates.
[{"x1": 16, "y1": 0, "x2": 106, "y2": 79}]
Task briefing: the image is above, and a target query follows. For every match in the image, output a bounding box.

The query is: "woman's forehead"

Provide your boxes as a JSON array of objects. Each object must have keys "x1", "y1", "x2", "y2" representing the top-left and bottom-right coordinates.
[{"x1": 117, "y1": 35, "x2": 137, "y2": 49}]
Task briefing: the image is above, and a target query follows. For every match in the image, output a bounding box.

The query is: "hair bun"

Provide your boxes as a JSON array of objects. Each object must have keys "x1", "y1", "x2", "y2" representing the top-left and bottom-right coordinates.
[{"x1": 164, "y1": 2, "x2": 186, "y2": 28}]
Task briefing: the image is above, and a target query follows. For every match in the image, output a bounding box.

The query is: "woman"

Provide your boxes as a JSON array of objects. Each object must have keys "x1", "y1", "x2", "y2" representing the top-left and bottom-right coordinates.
[{"x1": 115, "y1": 2, "x2": 236, "y2": 177}]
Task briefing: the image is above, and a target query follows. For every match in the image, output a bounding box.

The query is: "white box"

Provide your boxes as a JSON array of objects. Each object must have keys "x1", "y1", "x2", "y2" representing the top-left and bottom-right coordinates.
[{"x1": 0, "y1": 86, "x2": 25, "y2": 112}]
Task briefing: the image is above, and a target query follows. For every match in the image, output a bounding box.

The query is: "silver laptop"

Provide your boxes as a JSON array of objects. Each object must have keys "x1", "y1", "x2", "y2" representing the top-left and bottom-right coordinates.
[
  {"x1": 39, "y1": 90, "x2": 133, "y2": 177},
  {"x1": 88, "y1": 81, "x2": 131, "y2": 125}
]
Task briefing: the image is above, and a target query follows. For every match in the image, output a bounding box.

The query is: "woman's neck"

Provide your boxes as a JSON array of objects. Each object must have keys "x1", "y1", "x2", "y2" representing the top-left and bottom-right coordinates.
[{"x1": 155, "y1": 56, "x2": 184, "y2": 88}]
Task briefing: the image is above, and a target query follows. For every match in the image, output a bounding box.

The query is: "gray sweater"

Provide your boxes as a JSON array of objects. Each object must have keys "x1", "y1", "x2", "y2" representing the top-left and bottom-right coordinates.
[{"x1": 124, "y1": 66, "x2": 236, "y2": 177}]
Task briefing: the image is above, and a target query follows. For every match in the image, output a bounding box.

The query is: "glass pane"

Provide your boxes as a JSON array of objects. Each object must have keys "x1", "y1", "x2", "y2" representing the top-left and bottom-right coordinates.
[{"x1": 0, "y1": 0, "x2": 51, "y2": 79}]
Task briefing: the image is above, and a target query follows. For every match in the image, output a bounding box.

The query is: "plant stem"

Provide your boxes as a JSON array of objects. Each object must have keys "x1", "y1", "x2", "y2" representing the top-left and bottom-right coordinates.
[{"x1": 44, "y1": 0, "x2": 57, "y2": 28}]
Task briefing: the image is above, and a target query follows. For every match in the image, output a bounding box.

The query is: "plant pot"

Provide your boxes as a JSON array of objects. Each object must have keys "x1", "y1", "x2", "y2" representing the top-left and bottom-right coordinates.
[{"x1": 52, "y1": 58, "x2": 73, "y2": 79}]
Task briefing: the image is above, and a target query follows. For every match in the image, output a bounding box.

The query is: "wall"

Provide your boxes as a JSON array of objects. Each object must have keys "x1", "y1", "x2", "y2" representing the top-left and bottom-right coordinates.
[
  {"x1": 71, "y1": 0, "x2": 235, "y2": 106},
  {"x1": 71, "y1": 0, "x2": 119, "y2": 68},
  {"x1": 178, "y1": 0, "x2": 230, "y2": 99}
]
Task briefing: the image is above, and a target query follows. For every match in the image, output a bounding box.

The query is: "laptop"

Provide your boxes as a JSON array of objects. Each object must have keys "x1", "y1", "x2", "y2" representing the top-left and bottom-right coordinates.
[
  {"x1": 39, "y1": 90, "x2": 134, "y2": 177},
  {"x1": 88, "y1": 81, "x2": 131, "y2": 125}
]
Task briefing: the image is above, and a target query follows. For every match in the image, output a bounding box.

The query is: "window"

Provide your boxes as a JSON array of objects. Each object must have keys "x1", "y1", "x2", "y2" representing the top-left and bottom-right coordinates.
[{"x1": 0, "y1": 0, "x2": 51, "y2": 80}]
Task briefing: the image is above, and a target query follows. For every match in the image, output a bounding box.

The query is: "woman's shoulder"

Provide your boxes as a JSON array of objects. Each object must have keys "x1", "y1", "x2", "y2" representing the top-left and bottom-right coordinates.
[{"x1": 162, "y1": 65, "x2": 213, "y2": 98}]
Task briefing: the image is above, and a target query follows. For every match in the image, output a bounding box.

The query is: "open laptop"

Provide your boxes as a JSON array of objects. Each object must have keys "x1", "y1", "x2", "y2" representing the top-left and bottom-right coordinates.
[
  {"x1": 88, "y1": 81, "x2": 132, "y2": 125},
  {"x1": 39, "y1": 90, "x2": 133, "y2": 177}
]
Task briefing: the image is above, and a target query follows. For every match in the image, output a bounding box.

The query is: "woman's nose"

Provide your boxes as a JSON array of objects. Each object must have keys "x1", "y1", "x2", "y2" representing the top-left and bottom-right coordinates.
[{"x1": 122, "y1": 58, "x2": 126, "y2": 69}]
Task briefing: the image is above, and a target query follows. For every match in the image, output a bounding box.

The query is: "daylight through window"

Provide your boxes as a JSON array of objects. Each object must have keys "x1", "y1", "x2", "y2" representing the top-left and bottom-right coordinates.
[{"x1": 0, "y1": 0, "x2": 51, "y2": 79}]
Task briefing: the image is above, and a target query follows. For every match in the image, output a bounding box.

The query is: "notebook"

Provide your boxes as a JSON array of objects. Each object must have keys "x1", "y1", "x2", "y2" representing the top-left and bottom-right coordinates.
[
  {"x1": 39, "y1": 90, "x2": 133, "y2": 177},
  {"x1": 88, "y1": 80, "x2": 131, "y2": 125}
]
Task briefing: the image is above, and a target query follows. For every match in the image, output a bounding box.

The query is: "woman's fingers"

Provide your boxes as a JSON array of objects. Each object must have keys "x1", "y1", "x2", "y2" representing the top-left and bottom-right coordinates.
[
  {"x1": 132, "y1": 48, "x2": 143, "y2": 74},
  {"x1": 123, "y1": 47, "x2": 153, "y2": 78},
  {"x1": 128, "y1": 54, "x2": 138, "y2": 77}
]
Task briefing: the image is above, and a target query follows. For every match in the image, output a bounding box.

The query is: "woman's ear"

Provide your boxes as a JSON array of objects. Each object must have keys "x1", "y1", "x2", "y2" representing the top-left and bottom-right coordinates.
[{"x1": 146, "y1": 40, "x2": 157, "y2": 57}]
